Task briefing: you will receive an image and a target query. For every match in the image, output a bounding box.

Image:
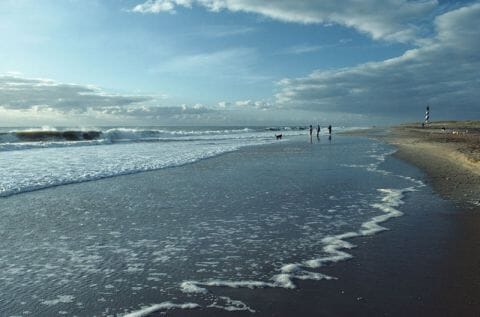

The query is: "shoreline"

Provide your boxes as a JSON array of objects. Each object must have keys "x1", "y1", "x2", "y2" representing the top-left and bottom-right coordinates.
[
  {"x1": 2, "y1": 131, "x2": 479, "y2": 316},
  {"x1": 345, "y1": 121, "x2": 480, "y2": 211},
  {"x1": 150, "y1": 134, "x2": 476, "y2": 316},
  {"x1": 345, "y1": 121, "x2": 480, "y2": 316},
  {"x1": 387, "y1": 122, "x2": 480, "y2": 211}
]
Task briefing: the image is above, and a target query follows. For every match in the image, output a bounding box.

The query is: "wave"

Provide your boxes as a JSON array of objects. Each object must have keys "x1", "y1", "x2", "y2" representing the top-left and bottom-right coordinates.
[
  {"x1": 1, "y1": 130, "x2": 101, "y2": 142},
  {"x1": 0, "y1": 127, "x2": 260, "y2": 147},
  {"x1": 0, "y1": 125, "x2": 367, "y2": 198},
  {"x1": 102, "y1": 127, "x2": 256, "y2": 140},
  {"x1": 0, "y1": 141, "x2": 243, "y2": 198},
  {"x1": 2, "y1": 125, "x2": 352, "y2": 144},
  {"x1": 0, "y1": 128, "x2": 249, "y2": 141},
  {"x1": 0, "y1": 126, "x2": 307, "y2": 152}
]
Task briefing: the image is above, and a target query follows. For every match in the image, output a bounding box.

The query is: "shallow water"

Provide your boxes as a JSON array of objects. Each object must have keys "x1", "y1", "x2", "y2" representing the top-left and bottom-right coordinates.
[{"x1": 0, "y1": 134, "x2": 438, "y2": 316}]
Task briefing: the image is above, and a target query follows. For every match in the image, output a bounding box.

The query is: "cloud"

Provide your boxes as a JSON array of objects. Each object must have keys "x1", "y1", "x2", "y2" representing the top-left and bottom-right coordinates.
[
  {"x1": 155, "y1": 48, "x2": 252, "y2": 73},
  {"x1": 132, "y1": 0, "x2": 439, "y2": 43},
  {"x1": 151, "y1": 47, "x2": 270, "y2": 83},
  {"x1": 274, "y1": 3, "x2": 480, "y2": 121},
  {"x1": 0, "y1": 75, "x2": 151, "y2": 113},
  {"x1": 0, "y1": 74, "x2": 228, "y2": 123},
  {"x1": 234, "y1": 99, "x2": 272, "y2": 110},
  {"x1": 104, "y1": 103, "x2": 214, "y2": 118},
  {"x1": 0, "y1": 74, "x2": 280, "y2": 124},
  {"x1": 195, "y1": 25, "x2": 256, "y2": 38},
  {"x1": 280, "y1": 44, "x2": 329, "y2": 55},
  {"x1": 132, "y1": 0, "x2": 192, "y2": 13},
  {"x1": 216, "y1": 101, "x2": 231, "y2": 109}
]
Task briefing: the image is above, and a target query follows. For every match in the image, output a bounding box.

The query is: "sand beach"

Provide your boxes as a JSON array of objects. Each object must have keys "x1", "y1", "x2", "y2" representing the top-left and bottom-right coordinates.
[
  {"x1": 386, "y1": 121, "x2": 480, "y2": 317},
  {"x1": 387, "y1": 121, "x2": 480, "y2": 210}
]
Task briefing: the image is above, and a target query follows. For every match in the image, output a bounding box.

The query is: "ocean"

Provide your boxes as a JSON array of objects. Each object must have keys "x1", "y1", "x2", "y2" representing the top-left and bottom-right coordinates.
[
  {"x1": 0, "y1": 126, "x2": 306, "y2": 197},
  {"x1": 0, "y1": 126, "x2": 447, "y2": 316}
]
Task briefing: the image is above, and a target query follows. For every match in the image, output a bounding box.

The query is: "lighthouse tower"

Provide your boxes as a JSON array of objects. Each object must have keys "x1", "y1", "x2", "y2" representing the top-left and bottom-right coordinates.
[{"x1": 424, "y1": 106, "x2": 430, "y2": 127}]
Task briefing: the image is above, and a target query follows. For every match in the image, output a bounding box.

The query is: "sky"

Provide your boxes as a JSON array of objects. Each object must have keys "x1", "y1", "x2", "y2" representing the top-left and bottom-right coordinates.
[{"x1": 0, "y1": 0, "x2": 479, "y2": 127}]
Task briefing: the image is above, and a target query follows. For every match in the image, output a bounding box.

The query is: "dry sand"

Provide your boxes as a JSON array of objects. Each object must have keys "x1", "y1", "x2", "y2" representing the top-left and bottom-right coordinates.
[{"x1": 387, "y1": 121, "x2": 480, "y2": 210}]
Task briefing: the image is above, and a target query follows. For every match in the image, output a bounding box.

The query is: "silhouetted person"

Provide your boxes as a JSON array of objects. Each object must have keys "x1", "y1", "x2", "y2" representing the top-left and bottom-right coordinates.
[
  {"x1": 309, "y1": 125, "x2": 313, "y2": 136},
  {"x1": 316, "y1": 125, "x2": 320, "y2": 137},
  {"x1": 328, "y1": 125, "x2": 332, "y2": 135}
]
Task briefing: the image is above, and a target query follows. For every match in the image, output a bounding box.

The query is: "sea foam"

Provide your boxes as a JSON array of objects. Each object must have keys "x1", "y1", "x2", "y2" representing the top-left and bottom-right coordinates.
[
  {"x1": 122, "y1": 302, "x2": 200, "y2": 317},
  {"x1": 0, "y1": 127, "x2": 313, "y2": 197},
  {"x1": 176, "y1": 185, "x2": 418, "y2": 308}
]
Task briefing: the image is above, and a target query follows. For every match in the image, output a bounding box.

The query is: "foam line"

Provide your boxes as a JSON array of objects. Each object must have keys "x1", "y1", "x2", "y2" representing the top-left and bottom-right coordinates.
[
  {"x1": 180, "y1": 281, "x2": 208, "y2": 294},
  {"x1": 306, "y1": 187, "x2": 415, "y2": 269},
  {"x1": 171, "y1": 140, "x2": 424, "y2": 315},
  {"x1": 179, "y1": 186, "x2": 415, "y2": 300},
  {"x1": 193, "y1": 279, "x2": 276, "y2": 289},
  {"x1": 122, "y1": 302, "x2": 200, "y2": 317},
  {"x1": 208, "y1": 296, "x2": 256, "y2": 313}
]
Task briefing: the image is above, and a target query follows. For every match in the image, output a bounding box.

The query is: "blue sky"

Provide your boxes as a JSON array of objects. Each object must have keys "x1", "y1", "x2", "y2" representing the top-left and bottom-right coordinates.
[{"x1": 0, "y1": 0, "x2": 479, "y2": 126}]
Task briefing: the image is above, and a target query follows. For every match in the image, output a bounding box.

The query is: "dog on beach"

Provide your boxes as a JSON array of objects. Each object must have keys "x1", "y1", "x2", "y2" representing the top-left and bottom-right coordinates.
[{"x1": 275, "y1": 134, "x2": 282, "y2": 140}]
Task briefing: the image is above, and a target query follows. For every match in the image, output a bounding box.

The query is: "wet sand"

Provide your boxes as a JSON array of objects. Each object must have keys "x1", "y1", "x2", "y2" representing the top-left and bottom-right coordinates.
[
  {"x1": 161, "y1": 124, "x2": 480, "y2": 317},
  {"x1": 344, "y1": 121, "x2": 480, "y2": 316},
  {"x1": 386, "y1": 121, "x2": 480, "y2": 317},
  {"x1": 154, "y1": 128, "x2": 480, "y2": 317}
]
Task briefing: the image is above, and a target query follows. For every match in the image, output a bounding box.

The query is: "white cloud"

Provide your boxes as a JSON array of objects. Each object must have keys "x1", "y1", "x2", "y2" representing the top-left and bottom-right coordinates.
[
  {"x1": 132, "y1": 0, "x2": 190, "y2": 13},
  {"x1": 1, "y1": 74, "x2": 279, "y2": 123},
  {"x1": 275, "y1": 3, "x2": 480, "y2": 120},
  {"x1": 132, "y1": 0, "x2": 439, "y2": 42},
  {"x1": 216, "y1": 101, "x2": 231, "y2": 108},
  {"x1": 235, "y1": 100, "x2": 252, "y2": 107},
  {"x1": 109, "y1": 104, "x2": 213, "y2": 118},
  {"x1": 0, "y1": 74, "x2": 279, "y2": 124},
  {"x1": 234, "y1": 99, "x2": 272, "y2": 110},
  {"x1": 0, "y1": 75, "x2": 152, "y2": 113}
]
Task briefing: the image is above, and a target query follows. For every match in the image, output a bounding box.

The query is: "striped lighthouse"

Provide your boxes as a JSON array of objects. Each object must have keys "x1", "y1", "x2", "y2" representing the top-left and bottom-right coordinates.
[{"x1": 424, "y1": 105, "x2": 430, "y2": 126}]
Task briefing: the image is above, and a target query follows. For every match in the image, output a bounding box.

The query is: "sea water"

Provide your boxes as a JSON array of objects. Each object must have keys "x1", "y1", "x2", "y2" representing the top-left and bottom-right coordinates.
[
  {"x1": 0, "y1": 126, "x2": 427, "y2": 316},
  {"x1": 0, "y1": 126, "x2": 307, "y2": 197}
]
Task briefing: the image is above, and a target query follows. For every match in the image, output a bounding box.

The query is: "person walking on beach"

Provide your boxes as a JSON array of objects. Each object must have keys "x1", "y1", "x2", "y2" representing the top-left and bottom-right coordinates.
[
  {"x1": 328, "y1": 125, "x2": 332, "y2": 135},
  {"x1": 309, "y1": 125, "x2": 313, "y2": 136},
  {"x1": 316, "y1": 125, "x2": 320, "y2": 138}
]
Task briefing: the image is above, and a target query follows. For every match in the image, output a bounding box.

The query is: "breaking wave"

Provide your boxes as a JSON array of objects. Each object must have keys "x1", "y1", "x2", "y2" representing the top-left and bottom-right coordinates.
[{"x1": 0, "y1": 127, "x2": 309, "y2": 151}]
